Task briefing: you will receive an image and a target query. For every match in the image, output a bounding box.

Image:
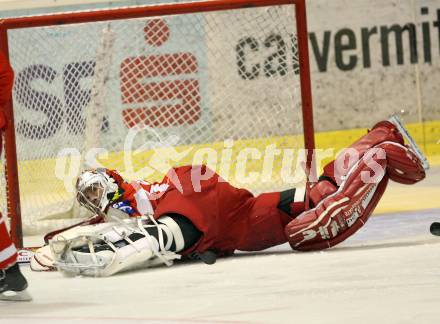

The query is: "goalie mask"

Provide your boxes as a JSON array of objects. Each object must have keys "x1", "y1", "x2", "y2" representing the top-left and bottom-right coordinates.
[{"x1": 76, "y1": 169, "x2": 119, "y2": 214}]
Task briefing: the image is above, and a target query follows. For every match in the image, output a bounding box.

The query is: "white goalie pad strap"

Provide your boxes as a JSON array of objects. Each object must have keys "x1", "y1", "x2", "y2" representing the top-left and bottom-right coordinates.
[
  {"x1": 157, "y1": 216, "x2": 185, "y2": 252},
  {"x1": 144, "y1": 219, "x2": 173, "y2": 251},
  {"x1": 99, "y1": 224, "x2": 130, "y2": 243},
  {"x1": 136, "y1": 217, "x2": 173, "y2": 267},
  {"x1": 294, "y1": 187, "x2": 306, "y2": 202}
]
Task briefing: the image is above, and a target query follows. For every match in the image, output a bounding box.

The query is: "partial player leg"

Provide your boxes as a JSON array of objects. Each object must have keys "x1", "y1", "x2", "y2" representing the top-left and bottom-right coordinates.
[
  {"x1": 0, "y1": 214, "x2": 17, "y2": 270},
  {"x1": 0, "y1": 263, "x2": 32, "y2": 301},
  {"x1": 0, "y1": 212, "x2": 32, "y2": 301}
]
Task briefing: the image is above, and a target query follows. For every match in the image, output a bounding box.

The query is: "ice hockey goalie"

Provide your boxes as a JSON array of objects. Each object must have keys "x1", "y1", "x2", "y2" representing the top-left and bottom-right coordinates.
[{"x1": 32, "y1": 118, "x2": 427, "y2": 277}]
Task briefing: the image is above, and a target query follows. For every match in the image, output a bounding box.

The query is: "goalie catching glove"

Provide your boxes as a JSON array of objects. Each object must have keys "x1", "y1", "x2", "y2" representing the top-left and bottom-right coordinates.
[{"x1": 285, "y1": 120, "x2": 426, "y2": 251}]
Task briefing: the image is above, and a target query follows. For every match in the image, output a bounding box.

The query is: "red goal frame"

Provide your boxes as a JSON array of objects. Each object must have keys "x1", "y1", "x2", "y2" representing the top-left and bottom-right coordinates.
[{"x1": 0, "y1": 0, "x2": 314, "y2": 248}]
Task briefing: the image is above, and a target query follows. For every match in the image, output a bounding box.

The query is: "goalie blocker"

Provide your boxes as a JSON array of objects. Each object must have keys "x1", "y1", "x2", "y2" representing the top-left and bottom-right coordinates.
[{"x1": 285, "y1": 120, "x2": 426, "y2": 251}]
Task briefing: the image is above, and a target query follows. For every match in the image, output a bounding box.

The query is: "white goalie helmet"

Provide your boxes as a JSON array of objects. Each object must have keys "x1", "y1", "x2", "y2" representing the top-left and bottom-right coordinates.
[{"x1": 76, "y1": 168, "x2": 119, "y2": 214}]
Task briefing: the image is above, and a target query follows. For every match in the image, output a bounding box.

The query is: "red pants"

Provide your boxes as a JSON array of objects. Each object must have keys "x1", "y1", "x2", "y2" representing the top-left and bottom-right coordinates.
[
  {"x1": 0, "y1": 212, "x2": 17, "y2": 269},
  {"x1": 153, "y1": 166, "x2": 300, "y2": 255}
]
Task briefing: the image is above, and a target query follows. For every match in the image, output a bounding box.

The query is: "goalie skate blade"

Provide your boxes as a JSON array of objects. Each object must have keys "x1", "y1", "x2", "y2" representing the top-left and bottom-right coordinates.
[
  {"x1": 388, "y1": 115, "x2": 430, "y2": 170},
  {"x1": 0, "y1": 289, "x2": 32, "y2": 302},
  {"x1": 430, "y1": 222, "x2": 440, "y2": 236}
]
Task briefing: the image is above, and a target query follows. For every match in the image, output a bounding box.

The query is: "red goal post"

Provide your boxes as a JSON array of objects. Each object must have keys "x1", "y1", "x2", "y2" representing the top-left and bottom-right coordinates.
[{"x1": 0, "y1": 0, "x2": 314, "y2": 248}]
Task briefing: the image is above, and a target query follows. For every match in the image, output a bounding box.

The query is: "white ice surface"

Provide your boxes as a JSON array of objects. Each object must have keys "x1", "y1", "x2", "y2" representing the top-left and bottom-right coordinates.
[{"x1": 2, "y1": 209, "x2": 440, "y2": 324}]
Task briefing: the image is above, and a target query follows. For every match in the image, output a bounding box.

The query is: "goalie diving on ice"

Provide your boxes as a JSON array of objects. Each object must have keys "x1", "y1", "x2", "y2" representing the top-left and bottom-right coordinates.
[{"x1": 31, "y1": 117, "x2": 428, "y2": 277}]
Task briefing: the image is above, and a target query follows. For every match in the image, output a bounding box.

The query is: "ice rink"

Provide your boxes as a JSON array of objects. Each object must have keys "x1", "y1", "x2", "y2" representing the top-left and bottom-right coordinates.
[{"x1": 1, "y1": 207, "x2": 439, "y2": 323}]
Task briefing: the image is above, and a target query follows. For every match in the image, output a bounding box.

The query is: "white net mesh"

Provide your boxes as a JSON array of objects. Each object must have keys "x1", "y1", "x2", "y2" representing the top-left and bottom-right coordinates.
[{"x1": 2, "y1": 4, "x2": 307, "y2": 235}]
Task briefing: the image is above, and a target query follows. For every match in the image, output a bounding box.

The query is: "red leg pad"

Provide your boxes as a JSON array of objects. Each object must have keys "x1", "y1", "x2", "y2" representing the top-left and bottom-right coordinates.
[{"x1": 286, "y1": 153, "x2": 388, "y2": 251}]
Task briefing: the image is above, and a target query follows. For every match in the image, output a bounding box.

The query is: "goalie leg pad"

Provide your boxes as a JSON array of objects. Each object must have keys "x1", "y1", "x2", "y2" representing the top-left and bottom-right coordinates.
[
  {"x1": 31, "y1": 219, "x2": 106, "y2": 272},
  {"x1": 285, "y1": 152, "x2": 388, "y2": 251},
  {"x1": 50, "y1": 218, "x2": 180, "y2": 277},
  {"x1": 67, "y1": 235, "x2": 157, "y2": 277}
]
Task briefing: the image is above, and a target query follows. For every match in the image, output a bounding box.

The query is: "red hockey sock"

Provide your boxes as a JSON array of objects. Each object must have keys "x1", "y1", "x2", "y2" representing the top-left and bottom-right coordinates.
[{"x1": 0, "y1": 213, "x2": 17, "y2": 269}]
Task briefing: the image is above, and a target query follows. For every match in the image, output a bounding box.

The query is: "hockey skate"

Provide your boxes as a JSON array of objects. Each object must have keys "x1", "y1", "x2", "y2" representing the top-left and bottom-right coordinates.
[{"x1": 0, "y1": 263, "x2": 32, "y2": 301}]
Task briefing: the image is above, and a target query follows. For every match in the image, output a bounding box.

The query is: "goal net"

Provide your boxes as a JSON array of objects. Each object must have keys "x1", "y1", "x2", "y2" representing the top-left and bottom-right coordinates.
[{"x1": 0, "y1": 0, "x2": 314, "y2": 245}]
